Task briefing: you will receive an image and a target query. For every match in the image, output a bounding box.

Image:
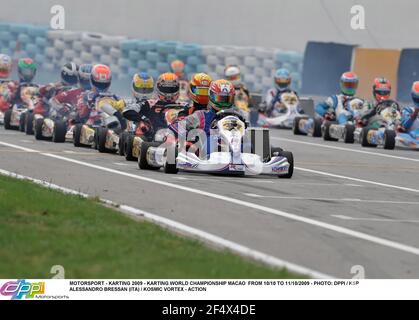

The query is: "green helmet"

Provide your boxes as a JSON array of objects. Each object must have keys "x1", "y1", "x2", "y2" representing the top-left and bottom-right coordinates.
[{"x1": 18, "y1": 58, "x2": 37, "y2": 82}]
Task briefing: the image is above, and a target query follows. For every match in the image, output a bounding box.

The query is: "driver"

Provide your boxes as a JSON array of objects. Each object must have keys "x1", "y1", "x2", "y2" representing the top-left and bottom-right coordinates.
[
  {"x1": 78, "y1": 64, "x2": 126, "y2": 129},
  {"x1": 264, "y1": 68, "x2": 301, "y2": 116},
  {"x1": 169, "y1": 79, "x2": 236, "y2": 154},
  {"x1": 224, "y1": 65, "x2": 252, "y2": 114},
  {"x1": 315, "y1": 71, "x2": 365, "y2": 124},
  {"x1": 400, "y1": 81, "x2": 419, "y2": 132},
  {"x1": 187, "y1": 72, "x2": 212, "y2": 114},
  {"x1": 0, "y1": 54, "x2": 14, "y2": 114}
]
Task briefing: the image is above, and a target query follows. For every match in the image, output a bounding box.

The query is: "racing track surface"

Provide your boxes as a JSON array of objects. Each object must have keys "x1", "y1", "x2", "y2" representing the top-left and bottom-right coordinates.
[{"x1": 1, "y1": 127, "x2": 419, "y2": 278}]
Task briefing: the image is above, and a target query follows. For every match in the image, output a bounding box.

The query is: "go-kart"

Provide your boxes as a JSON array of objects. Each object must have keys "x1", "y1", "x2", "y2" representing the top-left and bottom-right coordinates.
[
  {"x1": 320, "y1": 98, "x2": 367, "y2": 143},
  {"x1": 120, "y1": 104, "x2": 189, "y2": 161},
  {"x1": 33, "y1": 103, "x2": 75, "y2": 143},
  {"x1": 3, "y1": 85, "x2": 39, "y2": 133},
  {"x1": 293, "y1": 116, "x2": 322, "y2": 137},
  {"x1": 137, "y1": 110, "x2": 294, "y2": 178},
  {"x1": 356, "y1": 102, "x2": 401, "y2": 150},
  {"x1": 397, "y1": 128, "x2": 419, "y2": 149},
  {"x1": 259, "y1": 92, "x2": 306, "y2": 129}
]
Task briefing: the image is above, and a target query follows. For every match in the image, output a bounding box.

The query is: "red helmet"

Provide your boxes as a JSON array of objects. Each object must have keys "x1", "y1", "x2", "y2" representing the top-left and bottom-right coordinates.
[
  {"x1": 373, "y1": 77, "x2": 391, "y2": 102},
  {"x1": 90, "y1": 64, "x2": 112, "y2": 92},
  {"x1": 208, "y1": 79, "x2": 235, "y2": 111},
  {"x1": 170, "y1": 60, "x2": 185, "y2": 79}
]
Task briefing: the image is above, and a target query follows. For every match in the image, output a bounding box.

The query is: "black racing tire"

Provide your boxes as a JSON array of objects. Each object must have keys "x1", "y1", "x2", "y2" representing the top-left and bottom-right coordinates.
[
  {"x1": 383, "y1": 129, "x2": 396, "y2": 150},
  {"x1": 271, "y1": 147, "x2": 284, "y2": 157},
  {"x1": 360, "y1": 127, "x2": 376, "y2": 147},
  {"x1": 4, "y1": 109, "x2": 13, "y2": 130},
  {"x1": 277, "y1": 150, "x2": 294, "y2": 179},
  {"x1": 118, "y1": 132, "x2": 128, "y2": 156},
  {"x1": 25, "y1": 112, "x2": 34, "y2": 135},
  {"x1": 34, "y1": 118, "x2": 44, "y2": 140},
  {"x1": 312, "y1": 118, "x2": 323, "y2": 137},
  {"x1": 164, "y1": 145, "x2": 178, "y2": 174},
  {"x1": 292, "y1": 117, "x2": 302, "y2": 135},
  {"x1": 52, "y1": 120, "x2": 67, "y2": 143},
  {"x1": 322, "y1": 121, "x2": 338, "y2": 141},
  {"x1": 138, "y1": 141, "x2": 161, "y2": 170},
  {"x1": 343, "y1": 124, "x2": 355, "y2": 144},
  {"x1": 97, "y1": 127, "x2": 109, "y2": 153},
  {"x1": 73, "y1": 124, "x2": 83, "y2": 147},
  {"x1": 19, "y1": 112, "x2": 26, "y2": 132},
  {"x1": 124, "y1": 133, "x2": 136, "y2": 161}
]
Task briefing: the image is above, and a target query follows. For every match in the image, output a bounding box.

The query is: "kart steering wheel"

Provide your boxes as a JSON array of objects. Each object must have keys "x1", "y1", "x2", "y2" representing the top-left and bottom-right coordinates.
[{"x1": 212, "y1": 109, "x2": 248, "y2": 127}]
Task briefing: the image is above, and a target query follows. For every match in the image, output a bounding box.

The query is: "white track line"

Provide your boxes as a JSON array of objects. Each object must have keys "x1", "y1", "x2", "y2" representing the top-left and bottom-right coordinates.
[
  {"x1": 0, "y1": 168, "x2": 329, "y2": 279},
  {"x1": 2, "y1": 140, "x2": 419, "y2": 258},
  {"x1": 243, "y1": 193, "x2": 419, "y2": 205},
  {"x1": 332, "y1": 215, "x2": 419, "y2": 223},
  {"x1": 295, "y1": 167, "x2": 419, "y2": 194},
  {"x1": 271, "y1": 136, "x2": 419, "y2": 163}
]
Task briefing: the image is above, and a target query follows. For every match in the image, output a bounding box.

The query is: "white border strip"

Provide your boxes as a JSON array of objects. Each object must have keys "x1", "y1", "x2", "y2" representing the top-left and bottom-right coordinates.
[{"x1": 0, "y1": 168, "x2": 331, "y2": 279}]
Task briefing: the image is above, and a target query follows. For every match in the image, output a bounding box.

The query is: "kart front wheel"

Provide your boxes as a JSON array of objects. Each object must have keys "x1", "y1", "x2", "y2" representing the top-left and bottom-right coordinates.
[
  {"x1": 383, "y1": 129, "x2": 396, "y2": 150},
  {"x1": 25, "y1": 112, "x2": 34, "y2": 135},
  {"x1": 343, "y1": 124, "x2": 355, "y2": 143},
  {"x1": 277, "y1": 150, "x2": 293, "y2": 179},
  {"x1": 118, "y1": 132, "x2": 127, "y2": 156},
  {"x1": 312, "y1": 118, "x2": 322, "y2": 137},
  {"x1": 34, "y1": 118, "x2": 44, "y2": 140},
  {"x1": 124, "y1": 134, "x2": 136, "y2": 161},
  {"x1": 52, "y1": 120, "x2": 67, "y2": 143},
  {"x1": 293, "y1": 117, "x2": 303, "y2": 135},
  {"x1": 19, "y1": 112, "x2": 26, "y2": 132},
  {"x1": 4, "y1": 109, "x2": 13, "y2": 130},
  {"x1": 322, "y1": 121, "x2": 338, "y2": 141},
  {"x1": 73, "y1": 124, "x2": 83, "y2": 147},
  {"x1": 138, "y1": 141, "x2": 160, "y2": 170},
  {"x1": 164, "y1": 145, "x2": 178, "y2": 174},
  {"x1": 360, "y1": 127, "x2": 376, "y2": 147},
  {"x1": 97, "y1": 127, "x2": 110, "y2": 153}
]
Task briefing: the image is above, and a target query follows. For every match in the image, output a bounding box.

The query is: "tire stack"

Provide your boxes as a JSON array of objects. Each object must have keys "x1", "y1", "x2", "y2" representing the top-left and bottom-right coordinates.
[{"x1": 118, "y1": 39, "x2": 204, "y2": 81}]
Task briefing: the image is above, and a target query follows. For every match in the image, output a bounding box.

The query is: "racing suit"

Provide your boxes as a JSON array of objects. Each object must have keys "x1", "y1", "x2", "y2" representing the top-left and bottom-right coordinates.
[
  {"x1": 48, "y1": 87, "x2": 84, "y2": 122},
  {"x1": 400, "y1": 106, "x2": 419, "y2": 132},
  {"x1": 79, "y1": 91, "x2": 126, "y2": 130},
  {"x1": 264, "y1": 88, "x2": 301, "y2": 116},
  {"x1": 315, "y1": 94, "x2": 365, "y2": 124}
]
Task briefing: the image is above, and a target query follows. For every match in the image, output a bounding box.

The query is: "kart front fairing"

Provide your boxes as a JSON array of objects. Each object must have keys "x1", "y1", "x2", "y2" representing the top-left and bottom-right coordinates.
[{"x1": 397, "y1": 128, "x2": 419, "y2": 149}]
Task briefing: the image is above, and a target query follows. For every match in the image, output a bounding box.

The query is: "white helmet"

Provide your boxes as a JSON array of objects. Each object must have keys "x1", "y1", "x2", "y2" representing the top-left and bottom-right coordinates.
[{"x1": 224, "y1": 65, "x2": 241, "y2": 87}]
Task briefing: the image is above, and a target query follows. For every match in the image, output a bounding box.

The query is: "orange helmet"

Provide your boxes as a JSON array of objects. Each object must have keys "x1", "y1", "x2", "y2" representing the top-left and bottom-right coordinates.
[
  {"x1": 188, "y1": 73, "x2": 212, "y2": 105},
  {"x1": 208, "y1": 79, "x2": 235, "y2": 112},
  {"x1": 156, "y1": 72, "x2": 180, "y2": 102},
  {"x1": 170, "y1": 60, "x2": 185, "y2": 79}
]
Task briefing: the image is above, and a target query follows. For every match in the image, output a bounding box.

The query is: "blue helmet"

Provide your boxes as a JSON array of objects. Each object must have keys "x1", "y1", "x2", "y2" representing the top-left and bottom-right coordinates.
[
  {"x1": 78, "y1": 64, "x2": 93, "y2": 90},
  {"x1": 274, "y1": 68, "x2": 291, "y2": 90}
]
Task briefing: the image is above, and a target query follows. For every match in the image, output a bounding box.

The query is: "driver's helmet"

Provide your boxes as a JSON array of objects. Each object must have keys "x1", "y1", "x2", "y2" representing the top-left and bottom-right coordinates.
[
  {"x1": 90, "y1": 64, "x2": 112, "y2": 92},
  {"x1": 0, "y1": 54, "x2": 12, "y2": 79},
  {"x1": 274, "y1": 68, "x2": 291, "y2": 91},
  {"x1": 78, "y1": 64, "x2": 93, "y2": 90},
  {"x1": 156, "y1": 72, "x2": 179, "y2": 103},
  {"x1": 373, "y1": 77, "x2": 391, "y2": 102},
  {"x1": 189, "y1": 73, "x2": 212, "y2": 105},
  {"x1": 208, "y1": 79, "x2": 235, "y2": 112},
  {"x1": 132, "y1": 72, "x2": 154, "y2": 100},
  {"x1": 61, "y1": 62, "x2": 79, "y2": 86},
  {"x1": 224, "y1": 65, "x2": 241, "y2": 87},
  {"x1": 170, "y1": 60, "x2": 185, "y2": 79},
  {"x1": 411, "y1": 81, "x2": 419, "y2": 107},
  {"x1": 340, "y1": 72, "x2": 358, "y2": 96},
  {"x1": 17, "y1": 58, "x2": 37, "y2": 82}
]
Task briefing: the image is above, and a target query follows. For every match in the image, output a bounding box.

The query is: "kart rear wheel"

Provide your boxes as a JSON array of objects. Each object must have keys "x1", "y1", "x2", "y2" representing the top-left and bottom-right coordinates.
[
  {"x1": 322, "y1": 121, "x2": 338, "y2": 141},
  {"x1": 312, "y1": 118, "x2": 322, "y2": 137},
  {"x1": 124, "y1": 133, "x2": 136, "y2": 161},
  {"x1": 25, "y1": 112, "x2": 34, "y2": 135},
  {"x1": 383, "y1": 129, "x2": 396, "y2": 150},
  {"x1": 19, "y1": 112, "x2": 26, "y2": 132},
  {"x1": 277, "y1": 150, "x2": 293, "y2": 179},
  {"x1": 138, "y1": 141, "x2": 161, "y2": 170},
  {"x1": 34, "y1": 118, "x2": 44, "y2": 140},
  {"x1": 4, "y1": 109, "x2": 13, "y2": 130},
  {"x1": 343, "y1": 124, "x2": 355, "y2": 143},
  {"x1": 97, "y1": 127, "x2": 109, "y2": 153},
  {"x1": 73, "y1": 124, "x2": 83, "y2": 147},
  {"x1": 360, "y1": 127, "x2": 376, "y2": 147},
  {"x1": 164, "y1": 145, "x2": 178, "y2": 174},
  {"x1": 293, "y1": 117, "x2": 302, "y2": 135},
  {"x1": 52, "y1": 120, "x2": 67, "y2": 143}
]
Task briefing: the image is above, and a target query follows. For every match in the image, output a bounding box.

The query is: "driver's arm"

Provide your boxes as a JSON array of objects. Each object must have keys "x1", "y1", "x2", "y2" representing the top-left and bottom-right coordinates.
[
  {"x1": 169, "y1": 111, "x2": 203, "y2": 136},
  {"x1": 315, "y1": 96, "x2": 335, "y2": 117}
]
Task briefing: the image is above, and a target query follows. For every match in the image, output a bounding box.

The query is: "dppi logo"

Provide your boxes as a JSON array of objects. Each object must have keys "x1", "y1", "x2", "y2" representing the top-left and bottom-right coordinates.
[{"x1": 0, "y1": 280, "x2": 45, "y2": 300}]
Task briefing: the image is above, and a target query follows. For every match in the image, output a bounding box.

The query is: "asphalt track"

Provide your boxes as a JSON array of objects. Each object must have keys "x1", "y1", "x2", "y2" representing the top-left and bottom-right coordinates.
[{"x1": 1, "y1": 126, "x2": 419, "y2": 278}]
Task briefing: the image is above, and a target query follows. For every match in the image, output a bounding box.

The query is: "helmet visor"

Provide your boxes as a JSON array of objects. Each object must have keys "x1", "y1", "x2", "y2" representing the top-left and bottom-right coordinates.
[
  {"x1": 375, "y1": 87, "x2": 391, "y2": 97},
  {"x1": 158, "y1": 84, "x2": 179, "y2": 94},
  {"x1": 190, "y1": 85, "x2": 209, "y2": 96},
  {"x1": 341, "y1": 80, "x2": 358, "y2": 90},
  {"x1": 227, "y1": 74, "x2": 240, "y2": 82},
  {"x1": 210, "y1": 91, "x2": 234, "y2": 107}
]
